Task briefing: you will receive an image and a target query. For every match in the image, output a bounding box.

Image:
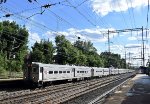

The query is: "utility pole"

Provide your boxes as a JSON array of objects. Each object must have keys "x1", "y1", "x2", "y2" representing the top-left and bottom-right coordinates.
[
  {"x1": 125, "y1": 49, "x2": 127, "y2": 68},
  {"x1": 107, "y1": 30, "x2": 111, "y2": 68},
  {"x1": 108, "y1": 30, "x2": 110, "y2": 53},
  {"x1": 142, "y1": 26, "x2": 145, "y2": 66},
  {"x1": 103, "y1": 27, "x2": 148, "y2": 67}
]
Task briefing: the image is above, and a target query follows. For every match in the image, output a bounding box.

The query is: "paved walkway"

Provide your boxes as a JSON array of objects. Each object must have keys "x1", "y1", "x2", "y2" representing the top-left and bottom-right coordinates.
[{"x1": 104, "y1": 74, "x2": 150, "y2": 104}]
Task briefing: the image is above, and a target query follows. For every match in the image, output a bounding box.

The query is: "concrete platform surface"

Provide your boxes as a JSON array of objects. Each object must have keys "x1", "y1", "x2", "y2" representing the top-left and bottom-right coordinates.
[
  {"x1": 104, "y1": 74, "x2": 150, "y2": 104},
  {"x1": 0, "y1": 78, "x2": 23, "y2": 82}
]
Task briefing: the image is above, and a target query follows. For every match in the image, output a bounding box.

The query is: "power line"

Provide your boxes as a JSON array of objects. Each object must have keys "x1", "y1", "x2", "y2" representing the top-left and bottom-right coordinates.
[
  {"x1": 0, "y1": 6, "x2": 73, "y2": 42},
  {"x1": 75, "y1": 0, "x2": 90, "y2": 7},
  {"x1": 66, "y1": 0, "x2": 97, "y2": 27},
  {"x1": 0, "y1": 0, "x2": 37, "y2": 4},
  {"x1": 116, "y1": 0, "x2": 128, "y2": 28},
  {"x1": 125, "y1": 0, "x2": 134, "y2": 28},
  {"x1": 146, "y1": 0, "x2": 149, "y2": 38},
  {"x1": 72, "y1": 0, "x2": 110, "y2": 28},
  {"x1": 0, "y1": 6, "x2": 85, "y2": 44},
  {"x1": 0, "y1": 6, "x2": 57, "y2": 32},
  {"x1": 0, "y1": 5, "x2": 83, "y2": 42},
  {"x1": 36, "y1": 1, "x2": 103, "y2": 41},
  {"x1": 129, "y1": 0, "x2": 136, "y2": 28}
]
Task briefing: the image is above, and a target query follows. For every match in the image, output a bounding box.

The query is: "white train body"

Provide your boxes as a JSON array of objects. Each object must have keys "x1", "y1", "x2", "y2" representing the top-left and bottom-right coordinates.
[{"x1": 24, "y1": 62, "x2": 134, "y2": 86}]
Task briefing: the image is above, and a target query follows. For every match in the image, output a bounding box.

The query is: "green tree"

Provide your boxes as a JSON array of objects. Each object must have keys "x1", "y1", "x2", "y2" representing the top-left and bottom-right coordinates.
[
  {"x1": 100, "y1": 52, "x2": 127, "y2": 68},
  {"x1": 31, "y1": 40, "x2": 54, "y2": 63},
  {"x1": 0, "y1": 21, "x2": 29, "y2": 72},
  {"x1": 55, "y1": 35, "x2": 74, "y2": 65},
  {"x1": 43, "y1": 40, "x2": 54, "y2": 64},
  {"x1": 0, "y1": 53, "x2": 6, "y2": 74},
  {"x1": 76, "y1": 51, "x2": 87, "y2": 66},
  {"x1": 74, "y1": 40, "x2": 97, "y2": 54}
]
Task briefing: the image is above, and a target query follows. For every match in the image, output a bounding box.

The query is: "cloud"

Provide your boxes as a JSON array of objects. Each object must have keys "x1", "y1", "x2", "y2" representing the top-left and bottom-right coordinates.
[
  {"x1": 128, "y1": 36, "x2": 137, "y2": 40},
  {"x1": 110, "y1": 44, "x2": 124, "y2": 54},
  {"x1": 28, "y1": 32, "x2": 41, "y2": 48},
  {"x1": 125, "y1": 44, "x2": 141, "y2": 48},
  {"x1": 91, "y1": 0, "x2": 148, "y2": 16},
  {"x1": 44, "y1": 27, "x2": 116, "y2": 43}
]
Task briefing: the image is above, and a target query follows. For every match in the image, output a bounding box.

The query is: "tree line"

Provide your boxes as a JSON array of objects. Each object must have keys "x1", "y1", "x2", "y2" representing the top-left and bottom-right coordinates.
[
  {"x1": 27, "y1": 35, "x2": 127, "y2": 68},
  {"x1": 0, "y1": 21, "x2": 128, "y2": 73}
]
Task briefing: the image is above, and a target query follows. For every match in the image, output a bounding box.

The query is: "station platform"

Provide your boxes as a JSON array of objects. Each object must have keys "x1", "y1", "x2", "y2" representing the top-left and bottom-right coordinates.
[
  {"x1": 104, "y1": 74, "x2": 150, "y2": 104},
  {"x1": 0, "y1": 78, "x2": 23, "y2": 82}
]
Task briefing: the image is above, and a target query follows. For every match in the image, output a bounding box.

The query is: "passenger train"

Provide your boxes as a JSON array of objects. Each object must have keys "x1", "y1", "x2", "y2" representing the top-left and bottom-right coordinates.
[{"x1": 24, "y1": 62, "x2": 134, "y2": 86}]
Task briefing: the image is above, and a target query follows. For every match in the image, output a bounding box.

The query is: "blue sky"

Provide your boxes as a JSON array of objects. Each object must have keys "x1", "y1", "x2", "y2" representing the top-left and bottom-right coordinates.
[{"x1": 0, "y1": 0, "x2": 150, "y2": 66}]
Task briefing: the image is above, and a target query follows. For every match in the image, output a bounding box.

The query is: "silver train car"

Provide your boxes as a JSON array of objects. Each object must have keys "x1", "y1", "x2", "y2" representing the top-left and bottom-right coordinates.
[{"x1": 24, "y1": 62, "x2": 134, "y2": 86}]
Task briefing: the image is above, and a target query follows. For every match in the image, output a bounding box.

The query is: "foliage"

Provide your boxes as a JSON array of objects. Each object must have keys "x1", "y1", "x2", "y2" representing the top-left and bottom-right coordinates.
[
  {"x1": 31, "y1": 40, "x2": 54, "y2": 64},
  {"x1": 0, "y1": 53, "x2": 6, "y2": 74},
  {"x1": 0, "y1": 21, "x2": 29, "y2": 73},
  {"x1": 100, "y1": 52, "x2": 126, "y2": 68},
  {"x1": 55, "y1": 35, "x2": 75, "y2": 64}
]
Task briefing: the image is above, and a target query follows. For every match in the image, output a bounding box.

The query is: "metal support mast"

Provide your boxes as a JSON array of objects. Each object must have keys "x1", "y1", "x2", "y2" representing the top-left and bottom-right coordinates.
[
  {"x1": 108, "y1": 30, "x2": 110, "y2": 53},
  {"x1": 142, "y1": 26, "x2": 145, "y2": 66}
]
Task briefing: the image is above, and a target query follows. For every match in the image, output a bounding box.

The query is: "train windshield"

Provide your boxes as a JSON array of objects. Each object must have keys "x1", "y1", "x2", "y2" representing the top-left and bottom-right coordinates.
[{"x1": 32, "y1": 67, "x2": 37, "y2": 73}]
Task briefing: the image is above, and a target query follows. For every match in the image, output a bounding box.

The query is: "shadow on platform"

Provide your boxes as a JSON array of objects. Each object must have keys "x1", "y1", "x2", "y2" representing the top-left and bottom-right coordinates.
[{"x1": 121, "y1": 74, "x2": 150, "y2": 104}]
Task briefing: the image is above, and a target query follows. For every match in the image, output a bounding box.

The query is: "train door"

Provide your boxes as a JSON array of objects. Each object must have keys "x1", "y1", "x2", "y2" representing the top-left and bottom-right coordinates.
[
  {"x1": 72, "y1": 68, "x2": 75, "y2": 77},
  {"x1": 39, "y1": 67, "x2": 43, "y2": 80},
  {"x1": 91, "y1": 68, "x2": 94, "y2": 77}
]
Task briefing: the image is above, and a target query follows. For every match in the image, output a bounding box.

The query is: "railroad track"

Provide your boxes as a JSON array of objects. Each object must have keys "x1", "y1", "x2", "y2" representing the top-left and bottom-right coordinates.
[{"x1": 0, "y1": 72, "x2": 135, "y2": 104}]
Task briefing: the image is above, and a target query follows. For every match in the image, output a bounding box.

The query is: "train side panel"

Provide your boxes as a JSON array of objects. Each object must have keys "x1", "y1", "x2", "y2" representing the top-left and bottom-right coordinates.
[
  {"x1": 93, "y1": 67, "x2": 104, "y2": 77},
  {"x1": 75, "y1": 66, "x2": 91, "y2": 78}
]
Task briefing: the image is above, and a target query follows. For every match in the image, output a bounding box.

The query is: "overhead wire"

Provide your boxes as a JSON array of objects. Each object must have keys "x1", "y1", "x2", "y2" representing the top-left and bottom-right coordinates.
[
  {"x1": 75, "y1": 0, "x2": 90, "y2": 8},
  {"x1": 36, "y1": 1, "x2": 102, "y2": 42},
  {"x1": 0, "y1": 6, "x2": 67, "y2": 43},
  {"x1": 64, "y1": 0, "x2": 108, "y2": 41},
  {"x1": 1, "y1": 0, "x2": 128, "y2": 53},
  {"x1": 129, "y1": 0, "x2": 136, "y2": 28},
  {"x1": 146, "y1": 0, "x2": 149, "y2": 38},
  {"x1": 125, "y1": 0, "x2": 134, "y2": 29},
  {"x1": 71, "y1": 0, "x2": 110, "y2": 28},
  {"x1": 116, "y1": 0, "x2": 128, "y2": 28},
  {"x1": 65, "y1": 0, "x2": 96, "y2": 27},
  {"x1": 0, "y1": 3, "x2": 84, "y2": 43}
]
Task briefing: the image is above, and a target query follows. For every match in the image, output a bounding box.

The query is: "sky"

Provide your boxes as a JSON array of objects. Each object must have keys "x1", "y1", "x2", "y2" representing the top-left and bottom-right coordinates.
[{"x1": 0, "y1": 0, "x2": 150, "y2": 66}]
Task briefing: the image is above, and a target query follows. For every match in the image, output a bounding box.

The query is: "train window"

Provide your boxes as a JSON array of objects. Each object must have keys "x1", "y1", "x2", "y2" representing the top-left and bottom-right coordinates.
[
  {"x1": 67, "y1": 71, "x2": 70, "y2": 73},
  {"x1": 54, "y1": 71, "x2": 58, "y2": 74},
  {"x1": 77, "y1": 71, "x2": 79, "y2": 73},
  {"x1": 59, "y1": 71, "x2": 62, "y2": 74},
  {"x1": 80, "y1": 71, "x2": 84, "y2": 73},
  {"x1": 63, "y1": 71, "x2": 66, "y2": 73},
  {"x1": 49, "y1": 71, "x2": 53, "y2": 74},
  {"x1": 32, "y1": 67, "x2": 36, "y2": 72}
]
